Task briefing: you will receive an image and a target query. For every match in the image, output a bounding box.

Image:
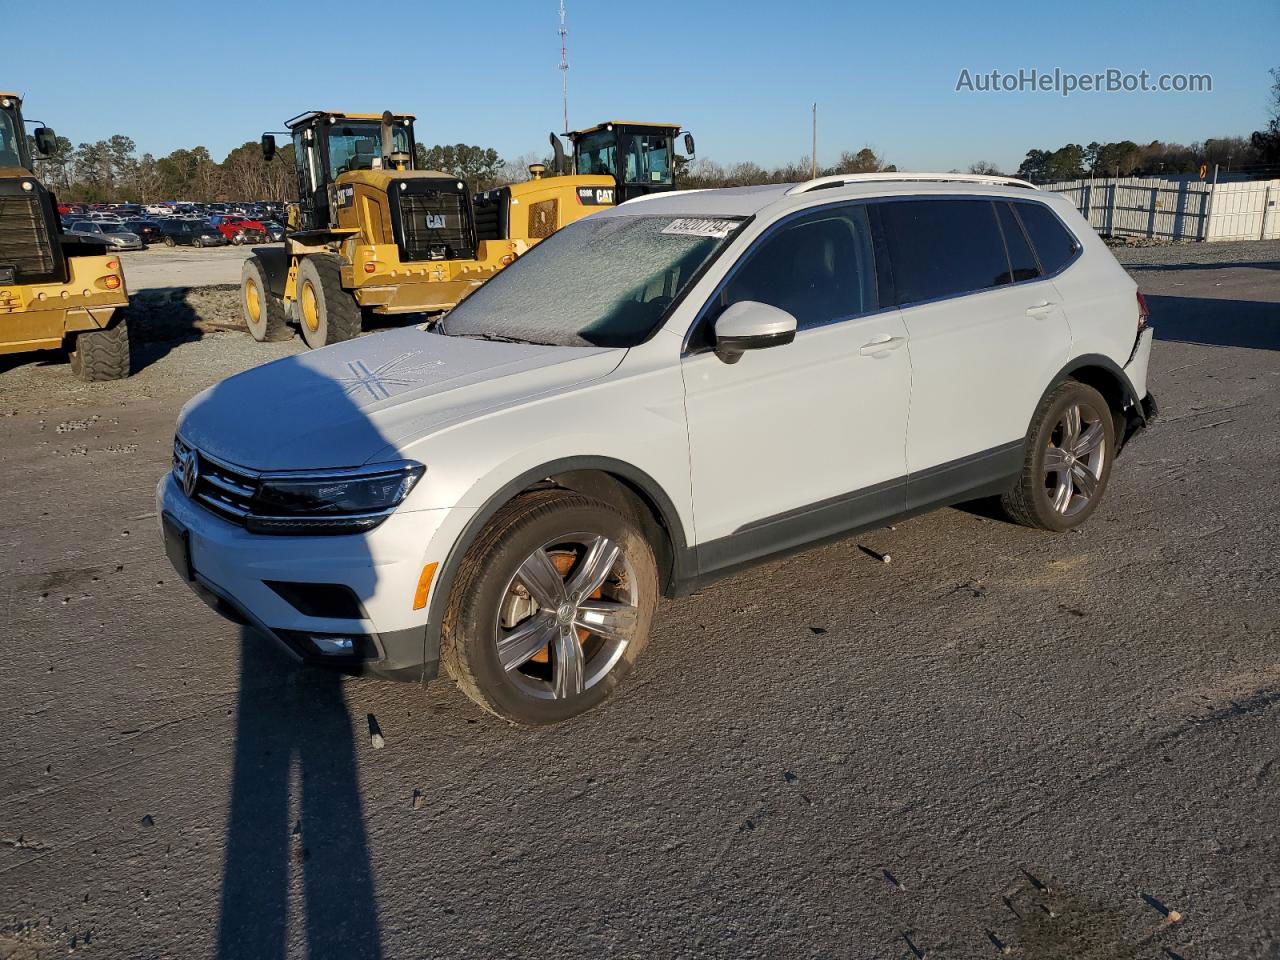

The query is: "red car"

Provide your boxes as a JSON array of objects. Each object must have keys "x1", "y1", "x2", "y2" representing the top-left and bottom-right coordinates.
[{"x1": 216, "y1": 215, "x2": 269, "y2": 245}]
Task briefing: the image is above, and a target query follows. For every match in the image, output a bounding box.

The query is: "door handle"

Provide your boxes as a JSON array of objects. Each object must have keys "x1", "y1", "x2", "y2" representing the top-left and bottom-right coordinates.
[
  {"x1": 859, "y1": 335, "x2": 906, "y2": 356},
  {"x1": 1026, "y1": 300, "x2": 1058, "y2": 317}
]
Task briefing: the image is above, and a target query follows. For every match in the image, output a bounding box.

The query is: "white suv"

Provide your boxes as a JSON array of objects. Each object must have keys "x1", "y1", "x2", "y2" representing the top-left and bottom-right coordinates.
[{"x1": 159, "y1": 173, "x2": 1156, "y2": 724}]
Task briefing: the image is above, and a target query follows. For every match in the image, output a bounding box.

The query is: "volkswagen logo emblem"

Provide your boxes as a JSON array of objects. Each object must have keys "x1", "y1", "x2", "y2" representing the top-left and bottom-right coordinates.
[{"x1": 178, "y1": 447, "x2": 200, "y2": 497}]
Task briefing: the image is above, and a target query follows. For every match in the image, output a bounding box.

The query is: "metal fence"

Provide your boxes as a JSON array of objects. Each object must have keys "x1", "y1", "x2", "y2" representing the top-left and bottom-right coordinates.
[{"x1": 1042, "y1": 176, "x2": 1280, "y2": 242}]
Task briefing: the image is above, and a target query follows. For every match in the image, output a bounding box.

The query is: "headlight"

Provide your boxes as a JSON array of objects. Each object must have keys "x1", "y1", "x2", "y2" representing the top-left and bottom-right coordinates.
[{"x1": 246, "y1": 461, "x2": 424, "y2": 535}]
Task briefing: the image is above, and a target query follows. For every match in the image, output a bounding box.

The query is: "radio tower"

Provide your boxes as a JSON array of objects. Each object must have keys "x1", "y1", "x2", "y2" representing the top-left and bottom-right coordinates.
[{"x1": 558, "y1": 0, "x2": 569, "y2": 134}]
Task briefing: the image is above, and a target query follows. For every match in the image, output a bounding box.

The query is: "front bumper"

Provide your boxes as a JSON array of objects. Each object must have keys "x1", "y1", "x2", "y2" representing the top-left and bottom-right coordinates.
[{"x1": 157, "y1": 471, "x2": 452, "y2": 683}]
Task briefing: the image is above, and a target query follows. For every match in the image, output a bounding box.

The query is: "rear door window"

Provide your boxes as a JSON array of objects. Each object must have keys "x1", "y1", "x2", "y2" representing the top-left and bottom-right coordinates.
[
  {"x1": 995, "y1": 202, "x2": 1040, "y2": 284},
  {"x1": 720, "y1": 204, "x2": 878, "y2": 330},
  {"x1": 1014, "y1": 202, "x2": 1080, "y2": 274},
  {"x1": 873, "y1": 199, "x2": 1012, "y2": 305}
]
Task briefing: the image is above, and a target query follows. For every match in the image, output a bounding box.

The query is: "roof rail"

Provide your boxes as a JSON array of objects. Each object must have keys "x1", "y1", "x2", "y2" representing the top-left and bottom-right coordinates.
[{"x1": 785, "y1": 172, "x2": 1038, "y2": 195}]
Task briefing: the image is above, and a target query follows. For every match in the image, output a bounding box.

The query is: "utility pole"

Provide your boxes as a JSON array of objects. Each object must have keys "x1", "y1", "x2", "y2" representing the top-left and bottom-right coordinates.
[
  {"x1": 811, "y1": 102, "x2": 817, "y2": 179},
  {"x1": 558, "y1": 1, "x2": 569, "y2": 135}
]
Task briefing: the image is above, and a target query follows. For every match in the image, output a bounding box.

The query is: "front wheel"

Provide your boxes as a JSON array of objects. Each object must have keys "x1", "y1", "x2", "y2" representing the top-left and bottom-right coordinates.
[
  {"x1": 441, "y1": 490, "x2": 659, "y2": 725},
  {"x1": 1002, "y1": 380, "x2": 1116, "y2": 531}
]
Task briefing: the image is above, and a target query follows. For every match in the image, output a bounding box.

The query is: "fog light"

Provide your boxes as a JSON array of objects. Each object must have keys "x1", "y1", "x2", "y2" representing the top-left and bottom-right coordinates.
[{"x1": 310, "y1": 636, "x2": 357, "y2": 655}]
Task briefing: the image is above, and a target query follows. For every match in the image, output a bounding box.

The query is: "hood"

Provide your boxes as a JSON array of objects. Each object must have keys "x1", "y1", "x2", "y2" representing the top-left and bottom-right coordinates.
[{"x1": 177, "y1": 327, "x2": 623, "y2": 471}]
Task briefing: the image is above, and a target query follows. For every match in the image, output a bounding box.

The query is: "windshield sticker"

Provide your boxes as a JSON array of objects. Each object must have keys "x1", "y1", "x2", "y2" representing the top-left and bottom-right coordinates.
[{"x1": 661, "y1": 218, "x2": 737, "y2": 239}]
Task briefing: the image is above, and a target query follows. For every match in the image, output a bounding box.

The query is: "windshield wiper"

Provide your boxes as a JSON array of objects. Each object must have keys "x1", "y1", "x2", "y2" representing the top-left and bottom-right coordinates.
[{"x1": 448, "y1": 331, "x2": 554, "y2": 346}]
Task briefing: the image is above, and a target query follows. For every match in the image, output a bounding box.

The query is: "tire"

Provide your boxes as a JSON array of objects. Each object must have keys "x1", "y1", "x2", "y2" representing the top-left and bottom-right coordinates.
[
  {"x1": 241, "y1": 256, "x2": 291, "y2": 342},
  {"x1": 441, "y1": 490, "x2": 659, "y2": 725},
  {"x1": 192, "y1": 236, "x2": 202, "y2": 249},
  {"x1": 295, "y1": 254, "x2": 361, "y2": 349},
  {"x1": 68, "y1": 314, "x2": 131, "y2": 382},
  {"x1": 1001, "y1": 380, "x2": 1116, "y2": 531},
  {"x1": 163, "y1": 236, "x2": 176, "y2": 247}
]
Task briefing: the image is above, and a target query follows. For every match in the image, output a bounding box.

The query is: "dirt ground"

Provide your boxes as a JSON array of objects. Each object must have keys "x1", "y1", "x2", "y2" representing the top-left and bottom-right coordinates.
[{"x1": 1, "y1": 241, "x2": 1278, "y2": 959}]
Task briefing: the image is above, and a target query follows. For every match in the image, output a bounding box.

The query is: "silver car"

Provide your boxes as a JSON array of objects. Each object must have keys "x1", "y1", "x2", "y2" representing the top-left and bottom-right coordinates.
[{"x1": 66, "y1": 220, "x2": 145, "y2": 251}]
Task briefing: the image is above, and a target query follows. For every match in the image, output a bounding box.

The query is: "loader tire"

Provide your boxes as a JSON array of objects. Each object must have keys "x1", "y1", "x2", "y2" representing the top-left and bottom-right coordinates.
[
  {"x1": 241, "y1": 256, "x2": 291, "y2": 342},
  {"x1": 68, "y1": 315, "x2": 131, "y2": 382},
  {"x1": 296, "y1": 254, "x2": 361, "y2": 349}
]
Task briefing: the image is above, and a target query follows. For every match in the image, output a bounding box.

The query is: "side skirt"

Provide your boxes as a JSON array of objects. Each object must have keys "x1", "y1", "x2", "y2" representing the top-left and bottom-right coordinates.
[{"x1": 679, "y1": 440, "x2": 1023, "y2": 594}]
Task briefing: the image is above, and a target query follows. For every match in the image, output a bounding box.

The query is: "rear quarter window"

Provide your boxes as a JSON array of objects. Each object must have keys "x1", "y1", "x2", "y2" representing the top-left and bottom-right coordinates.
[
  {"x1": 1015, "y1": 201, "x2": 1080, "y2": 274},
  {"x1": 873, "y1": 199, "x2": 1011, "y2": 305}
]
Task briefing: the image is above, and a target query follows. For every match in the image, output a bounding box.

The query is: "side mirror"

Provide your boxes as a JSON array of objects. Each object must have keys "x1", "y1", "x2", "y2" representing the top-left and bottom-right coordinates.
[
  {"x1": 261, "y1": 134, "x2": 276, "y2": 162},
  {"x1": 713, "y1": 300, "x2": 796, "y2": 364},
  {"x1": 549, "y1": 132, "x2": 566, "y2": 175},
  {"x1": 682, "y1": 132, "x2": 696, "y2": 157},
  {"x1": 33, "y1": 127, "x2": 57, "y2": 157}
]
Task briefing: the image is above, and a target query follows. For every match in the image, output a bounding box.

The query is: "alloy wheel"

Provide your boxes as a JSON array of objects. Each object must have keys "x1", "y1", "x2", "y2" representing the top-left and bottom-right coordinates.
[
  {"x1": 494, "y1": 533, "x2": 639, "y2": 700},
  {"x1": 1043, "y1": 401, "x2": 1107, "y2": 516}
]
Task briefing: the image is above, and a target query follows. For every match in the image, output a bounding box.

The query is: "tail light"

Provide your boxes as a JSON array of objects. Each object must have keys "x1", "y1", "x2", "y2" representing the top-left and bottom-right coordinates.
[{"x1": 1136, "y1": 290, "x2": 1150, "y2": 327}]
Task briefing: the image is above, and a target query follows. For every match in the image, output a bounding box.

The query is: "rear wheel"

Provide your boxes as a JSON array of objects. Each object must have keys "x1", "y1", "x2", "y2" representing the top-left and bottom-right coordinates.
[
  {"x1": 441, "y1": 490, "x2": 659, "y2": 725},
  {"x1": 241, "y1": 256, "x2": 291, "y2": 342},
  {"x1": 192, "y1": 236, "x2": 203, "y2": 249},
  {"x1": 164, "y1": 236, "x2": 176, "y2": 248},
  {"x1": 295, "y1": 254, "x2": 361, "y2": 349},
  {"x1": 1002, "y1": 380, "x2": 1116, "y2": 531},
  {"x1": 68, "y1": 315, "x2": 131, "y2": 382}
]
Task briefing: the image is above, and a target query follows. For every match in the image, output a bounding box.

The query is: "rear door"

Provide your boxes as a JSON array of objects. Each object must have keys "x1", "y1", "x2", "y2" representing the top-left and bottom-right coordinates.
[{"x1": 871, "y1": 197, "x2": 1072, "y2": 496}]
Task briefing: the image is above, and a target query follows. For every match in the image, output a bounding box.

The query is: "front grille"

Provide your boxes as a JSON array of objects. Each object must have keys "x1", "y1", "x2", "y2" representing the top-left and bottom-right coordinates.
[
  {"x1": 397, "y1": 189, "x2": 475, "y2": 262},
  {"x1": 0, "y1": 191, "x2": 58, "y2": 283},
  {"x1": 174, "y1": 437, "x2": 255, "y2": 526}
]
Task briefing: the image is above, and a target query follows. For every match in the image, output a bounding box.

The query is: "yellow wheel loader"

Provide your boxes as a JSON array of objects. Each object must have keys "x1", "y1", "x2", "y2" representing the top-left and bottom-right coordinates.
[
  {"x1": 474, "y1": 121, "x2": 695, "y2": 247},
  {"x1": 242, "y1": 110, "x2": 618, "y2": 349},
  {"x1": 0, "y1": 93, "x2": 131, "y2": 381}
]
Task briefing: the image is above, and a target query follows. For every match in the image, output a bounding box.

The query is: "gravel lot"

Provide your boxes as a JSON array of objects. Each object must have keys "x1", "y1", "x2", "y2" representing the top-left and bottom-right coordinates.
[
  {"x1": 1, "y1": 240, "x2": 1277, "y2": 959},
  {"x1": 117, "y1": 245, "x2": 254, "y2": 293}
]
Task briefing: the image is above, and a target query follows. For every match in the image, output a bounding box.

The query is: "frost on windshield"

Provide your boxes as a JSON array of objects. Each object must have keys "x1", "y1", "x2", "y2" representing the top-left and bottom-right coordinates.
[{"x1": 443, "y1": 216, "x2": 730, "y2": 348}]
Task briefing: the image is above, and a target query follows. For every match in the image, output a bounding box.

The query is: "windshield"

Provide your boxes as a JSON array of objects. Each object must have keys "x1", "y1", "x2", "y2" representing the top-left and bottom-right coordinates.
[
  {"x1": 103, "y1": 224, "x2": 130, "y2": 234},
  {"x1": 327, "y1": 121, "x2": 410, "y2": 178},
  {"x1": 575, "y1": 130, "x2": 616, "y2": 177},
  {"x1": 620, "y1": 132, "x2": 673, "y2": 185},
  {"x1": 442, "y1": 215, "x2": 738, "y2": 348},
  {"x1": 0, "y1": 107, "x2": 23, "y2": 168}
]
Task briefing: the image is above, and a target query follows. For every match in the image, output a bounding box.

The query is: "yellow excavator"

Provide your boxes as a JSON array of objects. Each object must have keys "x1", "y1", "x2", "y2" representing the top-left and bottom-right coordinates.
[
  {"x1": 0, "y1": 92, "x2": 131, "y2": 380},
  {"x1": 473, "y1": 121, "x2": 695, "y2": 244},
  {"x1": 242, "y1": 109, "x2": 617, "y2": 348}
]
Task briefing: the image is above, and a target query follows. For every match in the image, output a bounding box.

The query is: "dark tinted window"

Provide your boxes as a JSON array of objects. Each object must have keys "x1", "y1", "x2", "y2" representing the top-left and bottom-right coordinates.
[
  {"x1": 721, "y1": 204, "x2": 877, "y2": 330},
  {"x1": 996, "y1": 202, "x2": 1040, "y2": 284},
  {"x1": 1015, "y1": 202, "x2": 1079, "y2": 274},
  {"x1": 875, "y1": 199, "x2": 1010, "y2": 305}
]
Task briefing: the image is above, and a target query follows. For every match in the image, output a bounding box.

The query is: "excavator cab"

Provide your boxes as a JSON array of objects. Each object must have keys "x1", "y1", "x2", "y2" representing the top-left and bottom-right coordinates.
[{"x1": 558, "y1": 122, "x2": 694, "y2": 203}]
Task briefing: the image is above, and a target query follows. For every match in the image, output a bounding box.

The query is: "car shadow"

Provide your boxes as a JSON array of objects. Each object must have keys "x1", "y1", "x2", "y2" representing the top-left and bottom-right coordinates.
[
  {"x1": 217, "y1": 629, "x2": 382, "y2": 960},
  {"x1": 1144, "y1": 294, "x2": 1280, "y2": 351}
]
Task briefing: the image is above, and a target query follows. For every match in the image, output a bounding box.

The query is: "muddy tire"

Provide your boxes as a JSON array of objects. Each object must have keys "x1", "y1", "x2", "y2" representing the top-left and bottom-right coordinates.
[
  {"x1": 295, "y1": 254, "x2": 361, "y2": 349},
  {"x1": 441, "y1": 490, "x2": 659, "y2": 725},
  {"x1": 241, "y1": 256, "x2": 291, "y2": 342},
  {"x1": 68, "y1": 315, "x2": 131, "y2": 382},
  {"x1": 1002, "y1": 380, "x2": 1116, "y2": 532}
]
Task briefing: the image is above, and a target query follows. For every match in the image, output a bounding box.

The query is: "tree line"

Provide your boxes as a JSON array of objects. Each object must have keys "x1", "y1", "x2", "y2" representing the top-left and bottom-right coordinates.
[{"x1": 29, "y1": 64, "x2": 1280, "y2": 201}]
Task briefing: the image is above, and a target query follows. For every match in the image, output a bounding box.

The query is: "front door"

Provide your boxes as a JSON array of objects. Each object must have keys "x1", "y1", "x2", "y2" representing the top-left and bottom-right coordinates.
[{"x1": 681, "y1": 203, "x2": 912, "y2": 576}]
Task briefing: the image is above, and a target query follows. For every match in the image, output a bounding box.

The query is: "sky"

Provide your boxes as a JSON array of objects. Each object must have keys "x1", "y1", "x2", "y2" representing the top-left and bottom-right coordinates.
[{"x1": 4, "y1": 0, "x2": 1277, "y2": 174}]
